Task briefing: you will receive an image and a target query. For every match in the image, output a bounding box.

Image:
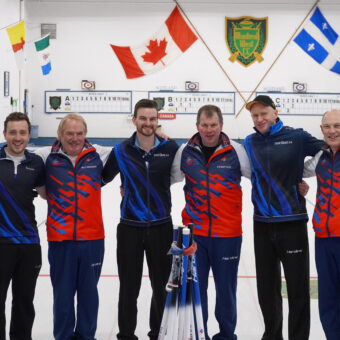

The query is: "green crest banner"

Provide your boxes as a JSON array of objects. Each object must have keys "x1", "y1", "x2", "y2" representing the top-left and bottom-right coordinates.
[
  {"x1": 153, "y1": 97, "x2": 165, "y2": 111},
  {"x1": 225, "y1": 16, "x2": 268, "y2": 67},
  {"x1": 49, "y1": 96, "x2": 61, "y2": 110}
]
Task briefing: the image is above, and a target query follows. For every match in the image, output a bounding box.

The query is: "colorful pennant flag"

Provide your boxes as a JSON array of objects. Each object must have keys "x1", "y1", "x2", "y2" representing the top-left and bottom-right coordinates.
[
  {"x1": 6, "y1": 20, "x2": 25, "y2": 69},
  {"x1": 34, "y1": 34, "x2": 52, "y2": 75},
  {"x1": 294, "y1": 7, "x2": 340, "y2": 75},
  {"x1": 110, "y1": 6, "x2": 198, "y2": 79}
]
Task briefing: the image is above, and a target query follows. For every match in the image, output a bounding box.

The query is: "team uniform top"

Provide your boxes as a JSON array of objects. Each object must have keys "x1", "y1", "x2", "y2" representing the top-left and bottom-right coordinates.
[
  {"x1": 244, "y1": 118, "x2": 323, "y2": 223},
  {"x1": 171, "y1": 132, "x2": 251, "y2": 238},
  {"x1": 0, "y1": 146, "x2": 45, "y2": 244},
  {"x1": 304, "y1": 148, "x2": 340, "y2": 238},
  {"x1": 36, "y1": 140, "x2": 112, "y2": 241},
  {"x1": 102, "y1": 132, "x2": 179, "y2": 227}
]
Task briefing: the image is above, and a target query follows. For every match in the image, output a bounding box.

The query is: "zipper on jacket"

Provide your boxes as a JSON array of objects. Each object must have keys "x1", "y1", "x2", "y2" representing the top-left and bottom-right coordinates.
[
  {"x1": 73, "y1": 166, "x2": 78, "y2": 241},
  {"x1": 325, "y1": 155, "x2": 335, "y2": 237},
  {"x1": 193, "y1": 144, "x2": 223, "y2": 238},
  {"x1": 205, "y1": 153, "x2": 217, "y2": 238},
  {"x1": 145, "y1": 159, "x2": 151, "y2": 227},
  {"x1": 265, "y1": 136, "x2": 273, "y2": 217},
  {"x1": 206, "y1": 163, "x2": 213, "y2": 237},
  {"x1": 61, "y1": 155, "x2": 78, "y2": 241}
]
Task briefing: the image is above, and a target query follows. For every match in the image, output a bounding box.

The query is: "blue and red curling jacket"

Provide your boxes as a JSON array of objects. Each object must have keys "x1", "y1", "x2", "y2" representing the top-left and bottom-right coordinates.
[
  {"x1": 304, "y1": 148, "x2": 340, "y2": 238},
  {"x1": 36, "y1": 140, "x2": 111, "y2": 241},
  {"x1": 176, "y1": 132, "x2": 250, "y2": 238}
]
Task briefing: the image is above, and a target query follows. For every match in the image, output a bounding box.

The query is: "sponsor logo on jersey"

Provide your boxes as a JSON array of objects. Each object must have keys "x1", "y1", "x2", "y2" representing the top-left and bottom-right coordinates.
[
  {"x1": 186, "y1": 157, "x2": 194, "y2": 165},
  {"x1": 217, "y1": 165, "x2": 232, "y2": 169},
  {"x1": 52, "y1": 160, "x2": 62, "y2": 166},
  {"x1": 153, "y1": 153, "x2": 169, "y2": 157},
  {"x1": 274, "y1": 140, "x2": 293, "y2": 145},
  {"x1": 81, "y1": 165, "x2": 97, "y2": 169}
]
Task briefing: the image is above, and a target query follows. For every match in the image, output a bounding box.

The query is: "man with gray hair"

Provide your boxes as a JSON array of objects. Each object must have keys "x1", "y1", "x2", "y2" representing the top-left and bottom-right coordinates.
[{"x1": 36, "y1": 113, "x2": 112, "y2": 340}]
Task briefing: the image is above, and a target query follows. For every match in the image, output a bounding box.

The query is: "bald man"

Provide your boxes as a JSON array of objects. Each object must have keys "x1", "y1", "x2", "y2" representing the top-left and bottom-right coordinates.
[{"x1": 304, "y1": 109, "x2": 340, "y2": 340}]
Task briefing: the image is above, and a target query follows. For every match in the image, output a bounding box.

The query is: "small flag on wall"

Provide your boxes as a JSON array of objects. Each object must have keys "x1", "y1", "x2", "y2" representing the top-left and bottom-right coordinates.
[
  {"x1": 294, "y1": 7, "x2": 340, "y2": 75},
  {"x1": 34, "y1": 34, "x2": 52, "y2": 75},
  {"x1": 110, "y1": 6, "x2": 197, "y2": 79},
  {"x1": 6, "y1": 20, "x2": 25, "y2": 69}
]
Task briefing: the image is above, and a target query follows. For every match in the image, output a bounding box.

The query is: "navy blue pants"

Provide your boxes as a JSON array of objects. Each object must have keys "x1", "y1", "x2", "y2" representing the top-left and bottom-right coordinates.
[
  {"x1": 48, "y1": 240, "x2": 104, "y2": 340},
  {"x1": 195, "y1": 235, "x2": 241, "y2": 340},
  {"x1": 315, "y1": 237, "x2": 340, "y2": 340}
]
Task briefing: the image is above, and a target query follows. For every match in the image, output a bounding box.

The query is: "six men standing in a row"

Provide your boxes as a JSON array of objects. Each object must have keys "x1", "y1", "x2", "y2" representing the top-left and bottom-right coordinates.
[{"x1": 0, "y1": 97, "x2": 339, "y2": 340}]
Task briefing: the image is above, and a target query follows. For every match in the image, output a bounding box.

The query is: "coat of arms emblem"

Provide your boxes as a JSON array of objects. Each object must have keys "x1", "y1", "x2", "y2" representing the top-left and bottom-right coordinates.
[
  {"x1": 49, "y1": 96, "x2": 62, "y2": 110},
  {"x1": 153, "y1": 97, "x2": 165, "y2": 111},
  {"x1": 225, "y1": 16, "x2": 268, "y2": 67}
]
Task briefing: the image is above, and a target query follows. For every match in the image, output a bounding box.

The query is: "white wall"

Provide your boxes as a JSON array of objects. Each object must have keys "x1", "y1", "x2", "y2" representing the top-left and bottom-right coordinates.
[
  {"x1": 23, "y1": 0, "x2": 340, "y2": 140},
  {"x1": 0, "y1": 0, "x2": 22, "y2": 142}
]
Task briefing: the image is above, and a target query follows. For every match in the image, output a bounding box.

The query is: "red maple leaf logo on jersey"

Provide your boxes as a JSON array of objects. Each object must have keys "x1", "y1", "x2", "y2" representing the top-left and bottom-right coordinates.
[{"x1": 142, "y1": 38, "x2": 167, "y2": 65}]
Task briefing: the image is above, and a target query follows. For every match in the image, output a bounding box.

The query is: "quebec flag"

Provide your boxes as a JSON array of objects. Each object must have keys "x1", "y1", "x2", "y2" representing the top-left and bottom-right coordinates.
[{"x1": 294, "y1": 7, "x2": 340, "y2": 75}]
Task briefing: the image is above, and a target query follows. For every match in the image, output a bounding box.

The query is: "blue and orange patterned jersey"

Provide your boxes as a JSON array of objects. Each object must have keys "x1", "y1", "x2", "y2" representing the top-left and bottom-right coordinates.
[
  {"x1": 36, "y1": 140, "x2": 112, "y2": 241},
  {"x1": 309, "y1": 149, "x2": 340, "y2": 238},
  {"x1": 179, "y1": 132, "x2": 250, "y2": 238}
]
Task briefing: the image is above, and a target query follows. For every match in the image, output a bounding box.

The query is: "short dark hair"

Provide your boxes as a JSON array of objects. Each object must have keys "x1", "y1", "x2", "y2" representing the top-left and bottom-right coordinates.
[
  {"x1": 134, "y1": 99, "x2": 158, "y2": 118},
  {"x1": 4, "y1": 112, "x2": 31, "y2": 133},
  {"x1": 197, "y1": 105, "x2": 223, "y2": 125}
]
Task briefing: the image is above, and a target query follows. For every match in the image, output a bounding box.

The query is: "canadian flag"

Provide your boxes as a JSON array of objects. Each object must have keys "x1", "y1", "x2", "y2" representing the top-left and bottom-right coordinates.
[{"x1": 111, "y1": 6, "x2": 198, "y2": 79}]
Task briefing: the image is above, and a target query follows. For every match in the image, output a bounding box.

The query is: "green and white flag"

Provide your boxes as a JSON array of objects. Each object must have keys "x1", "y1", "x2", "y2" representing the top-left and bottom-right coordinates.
[{"x1": 34, "y1": 34, "x2": 51, "y2": 75}]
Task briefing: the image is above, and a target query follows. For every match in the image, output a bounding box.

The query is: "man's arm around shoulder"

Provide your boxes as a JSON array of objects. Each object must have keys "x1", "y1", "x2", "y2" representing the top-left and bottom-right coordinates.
[
  {"x1": 303, "y1": 150, "x2": 323, "y2": 178},
  {"x1": 231, "y1": 140, "x2": 251, "y2": 179},
  {"x1": 171, "y1": 144, "x2": 186, "y2": 184}
]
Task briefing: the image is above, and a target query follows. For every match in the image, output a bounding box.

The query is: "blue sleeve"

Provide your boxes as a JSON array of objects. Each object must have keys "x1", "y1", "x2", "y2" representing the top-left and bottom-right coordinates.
[
  {"x1": 101, "y1": 147, "x2": 120, "y2": 186},
  {"x1": 35, "y1": 157, "x2": 46, "y2": 188},
  {"x1": 302, "y1": 130, "x2": 324, "y2": 157}
]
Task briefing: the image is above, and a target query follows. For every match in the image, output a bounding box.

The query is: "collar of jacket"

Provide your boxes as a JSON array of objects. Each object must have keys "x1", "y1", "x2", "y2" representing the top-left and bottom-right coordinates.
[
  {"x1": 0, "y1": 145, "x2": 33, "y2": 163},
  {"x1": 128, "y1": 131, "x2": 167, "y2": 149},
  {"x1": 50, "y1": 138, "x2": 94, "y2": 154},
  {"x1": 322, "y1": 144, "x2": 340, "y2": 157},
  {"x1": 254, "y1": 117, "x2": 283, "y2": 136},
  {"x1": 188, "y1": 131, "x2": 231, "y2": 149}
]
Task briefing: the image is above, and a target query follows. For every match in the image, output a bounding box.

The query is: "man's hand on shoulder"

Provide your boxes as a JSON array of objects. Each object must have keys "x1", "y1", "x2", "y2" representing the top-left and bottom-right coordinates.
[{"x1": 156, "y1": 131, "x2": 170, "y2": 140}]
